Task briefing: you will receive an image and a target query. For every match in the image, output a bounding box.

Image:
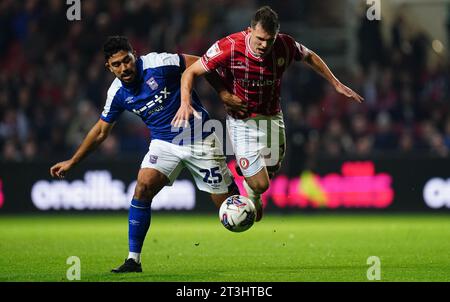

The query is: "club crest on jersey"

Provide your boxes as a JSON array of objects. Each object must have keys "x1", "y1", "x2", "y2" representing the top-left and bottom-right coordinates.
[
  {"x1": 146, "y1": 77, "x2": 158, "y2": 90},
  {"x1": 149, "y1": 155, "x2": 158, "y2": 164},
  {"x1": 277, "y1": 57, "x2": 285, "y2": 67},
  {"x1": 239, "y1": 158, "x2": 250, "y2": 170}
]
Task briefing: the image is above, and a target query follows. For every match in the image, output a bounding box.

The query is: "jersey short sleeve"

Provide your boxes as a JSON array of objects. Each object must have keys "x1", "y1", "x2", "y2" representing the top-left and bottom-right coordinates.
[
  {"x1": 100, "y1": 79, "x2": 124, "y2": 123},
  {"x1": 200, "y1": 38, "x2": 231, "y2": 72},
  {"x1": 281, "y1": 34, "x2": 309, "y2": 64}
]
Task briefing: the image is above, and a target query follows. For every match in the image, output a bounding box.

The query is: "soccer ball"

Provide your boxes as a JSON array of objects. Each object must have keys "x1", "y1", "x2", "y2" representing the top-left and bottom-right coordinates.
[{"x1": 219, "y1": 195, "x2": 256, "y2": 232}]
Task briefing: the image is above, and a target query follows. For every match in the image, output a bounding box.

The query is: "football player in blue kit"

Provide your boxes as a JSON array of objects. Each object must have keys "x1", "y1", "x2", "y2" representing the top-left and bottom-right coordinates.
[{"x1": 50, "y1": 36, "x2": 242, "y2": 273}]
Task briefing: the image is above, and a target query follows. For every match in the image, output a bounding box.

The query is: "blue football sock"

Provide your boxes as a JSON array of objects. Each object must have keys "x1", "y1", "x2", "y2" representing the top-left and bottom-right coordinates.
[{"x1": 128, "y1": 198, "x2": 152, "y2": 253}]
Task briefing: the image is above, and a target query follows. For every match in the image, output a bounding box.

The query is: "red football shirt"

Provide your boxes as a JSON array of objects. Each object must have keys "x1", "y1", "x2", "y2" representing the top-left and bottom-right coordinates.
[{"x1": 201, "y1": 30, "x2": 307, "y2": 117}]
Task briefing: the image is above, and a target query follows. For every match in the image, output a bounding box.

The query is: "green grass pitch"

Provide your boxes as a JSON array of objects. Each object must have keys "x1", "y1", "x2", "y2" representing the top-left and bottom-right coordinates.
[{"x1": 0, "y1": 213, "x2": 449, "y2": 282}]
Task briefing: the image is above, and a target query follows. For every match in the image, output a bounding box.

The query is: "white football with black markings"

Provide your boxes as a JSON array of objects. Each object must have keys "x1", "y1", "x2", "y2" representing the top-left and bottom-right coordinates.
[{"x1": 219, "y1": 195, "x2": 256, "y2": 232}]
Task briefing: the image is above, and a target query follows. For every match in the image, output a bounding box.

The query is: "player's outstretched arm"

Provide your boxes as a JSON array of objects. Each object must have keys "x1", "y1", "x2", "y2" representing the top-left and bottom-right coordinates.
[
  {"x1": 171, "y1": 60, "x2": 207, "y2": 127},
  {"x1": 173, "y1": 56, "x2": 247, "y2": 124},
  {"x1": 302, "y1": 50, "x2": 364, "y2": 103},
  {"x1": 50, "y1": 119, "x2": 114, "y2": 179},
  {"x1": 182, "y1": 54, "x2": 238, "y2": 107}
]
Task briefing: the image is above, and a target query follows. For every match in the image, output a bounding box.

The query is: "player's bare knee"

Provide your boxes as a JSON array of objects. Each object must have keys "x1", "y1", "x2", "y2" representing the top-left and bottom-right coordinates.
[
  {"x1": 134, "y1": 181, "x2": 156, "y2": 202},
  {"x1": 134, "y1": 168, "x2": 168, "y2": 201}
]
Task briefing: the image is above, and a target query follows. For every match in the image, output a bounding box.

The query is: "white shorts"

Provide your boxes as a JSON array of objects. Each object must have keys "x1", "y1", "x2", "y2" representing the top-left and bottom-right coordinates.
[
  {"x1": 141, "y1": 133, "x2": 233, "y2": 194},
  {"x1": 226, "y1": 112, "x2": 286, "y2": 178}
]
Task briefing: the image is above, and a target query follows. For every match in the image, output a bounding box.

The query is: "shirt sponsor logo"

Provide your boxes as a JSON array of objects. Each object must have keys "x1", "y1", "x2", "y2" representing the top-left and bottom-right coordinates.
[
  {"x1": 235, "y1": 78, "x2": 280, "y2": 87},
  {"x1": 132, "y1": 87, "x2": 171, "y2": 116}
]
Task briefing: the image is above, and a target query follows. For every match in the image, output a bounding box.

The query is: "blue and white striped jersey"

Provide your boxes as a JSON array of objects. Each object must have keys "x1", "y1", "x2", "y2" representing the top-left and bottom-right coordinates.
[{"x1": 101, "y1": 52, "x2": 211, "y2": 144}]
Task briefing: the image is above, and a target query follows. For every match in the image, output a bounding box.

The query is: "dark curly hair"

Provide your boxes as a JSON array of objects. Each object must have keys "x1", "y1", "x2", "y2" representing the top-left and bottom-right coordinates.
[{"x1": 103, "y1": 36, "x2": 133, "y2": 60}]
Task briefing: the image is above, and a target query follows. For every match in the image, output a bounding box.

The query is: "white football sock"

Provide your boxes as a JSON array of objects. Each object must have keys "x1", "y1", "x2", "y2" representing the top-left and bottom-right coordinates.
[{"x1": 128, "y1": 252, "x2": 141, "y2": 264}]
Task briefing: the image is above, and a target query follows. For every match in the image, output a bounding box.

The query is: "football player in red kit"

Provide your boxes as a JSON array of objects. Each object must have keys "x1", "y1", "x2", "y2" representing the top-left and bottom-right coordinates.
[{"x1": 172, "y1": 6, "x2": 363, "y2": 221}]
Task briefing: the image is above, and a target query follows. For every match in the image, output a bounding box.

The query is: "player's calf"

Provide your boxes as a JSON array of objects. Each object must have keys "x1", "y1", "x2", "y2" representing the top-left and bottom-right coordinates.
[
  {"x1": 210, "y1": 182, "x2": 240, "y2": 208},
  {"x1": 245, "y1": 174, "x2": 270, "y2": 195},
  {"x1": 267, "y1": 144, "x2": 285, "y2": 179},
  {"x1": 243, "y1": 170, "x2": 270, "y2": 222},
  {"x1": 112, "y1": 168, "x2": 168, "y2": 274}
]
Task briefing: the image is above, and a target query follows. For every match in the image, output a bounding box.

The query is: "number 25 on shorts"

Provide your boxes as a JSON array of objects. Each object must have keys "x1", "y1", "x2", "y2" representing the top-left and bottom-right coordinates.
[{"x1": 200, "y1": 167, "x2": 223, "y2": 184}]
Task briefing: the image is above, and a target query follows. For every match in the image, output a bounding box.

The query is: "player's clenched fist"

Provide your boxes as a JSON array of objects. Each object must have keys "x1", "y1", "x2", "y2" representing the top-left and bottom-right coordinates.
[{"x1": 50, "y1": 160, "x2": 74, "y2": 179}]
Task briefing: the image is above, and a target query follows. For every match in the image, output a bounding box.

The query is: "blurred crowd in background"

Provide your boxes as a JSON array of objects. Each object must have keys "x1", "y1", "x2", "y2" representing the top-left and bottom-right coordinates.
[{"x1": 1, "y1": 0, "x2": 449, "y2": 168}]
